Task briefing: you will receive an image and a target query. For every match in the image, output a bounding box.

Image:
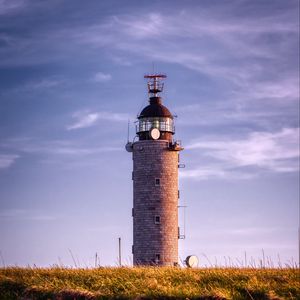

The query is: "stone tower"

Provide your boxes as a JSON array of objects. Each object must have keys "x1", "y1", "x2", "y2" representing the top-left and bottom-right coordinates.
[{"x1": 126, "y1": 74, "x2": 183, "y2": 266}]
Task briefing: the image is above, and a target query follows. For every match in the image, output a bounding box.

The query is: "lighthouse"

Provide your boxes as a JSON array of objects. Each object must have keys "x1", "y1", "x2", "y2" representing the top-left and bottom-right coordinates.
[{"x1": 126, "y1": 74, "x2": 183, "y2": 266}]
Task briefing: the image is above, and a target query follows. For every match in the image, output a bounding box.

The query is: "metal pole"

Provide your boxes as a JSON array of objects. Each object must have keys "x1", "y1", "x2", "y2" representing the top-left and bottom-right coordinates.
[
  {"x1": 298, "y1": 226, "x2": 300, "y2": 268},
  {"x1": 118, "y1": 237, "x2": 122, "y2": 267},
  {"x1": 183, "y1": 205, "x2": 186, "y2": 238},
  {"x1": 127, "y1": 120, "x2": 130, "y2": 143}
]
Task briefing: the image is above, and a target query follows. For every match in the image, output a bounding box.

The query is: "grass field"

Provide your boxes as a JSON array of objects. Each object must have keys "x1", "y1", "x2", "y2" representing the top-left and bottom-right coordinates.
[{"x1": 0, "y1": 267, "x2": 299, "y2": 299}]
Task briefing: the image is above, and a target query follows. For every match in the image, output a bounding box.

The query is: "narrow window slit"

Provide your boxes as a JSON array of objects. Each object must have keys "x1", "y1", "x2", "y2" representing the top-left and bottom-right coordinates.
[{"x1": 155, "y1": 215, "x2": 161, "y2": 224}]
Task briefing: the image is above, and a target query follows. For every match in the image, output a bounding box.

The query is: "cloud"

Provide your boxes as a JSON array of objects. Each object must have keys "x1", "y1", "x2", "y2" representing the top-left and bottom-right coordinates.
[
  {"x1": 182, "y1": 127, "x2": 299, "y2": 180},
  {"x1": 180, "y1": 167, "x2": 227, "y2": 180},
  {"x1": 187, "y1": 127, "x2": 299, "y2": 169},
  {"x1": 175, "y1": 89, "x2": 297, "y2": 130},
  {"x1": 0, "y1": 208, "x2": 57, "y2": 221},
  {"x1": 109, "y1": 55, "x2": 132, "y2": 66},
  {"x1": 1, "y1": 137, "x2": 122, "y2": 159},
  {"x1": 67, "y1": 112, "x2": 99, "y2": 130},
  {"x1": 1, "y1": 2, "x2": 297, "y2": 116},
  {"x1": 67, "y1": 8, "x2": 297, "y2": 124},
  {"x1": 191, "y1": 226, "x2": 291, "y2": 239},
  {"x1": 66, "y1": 110, "x2": 129, "y2": 130},
  {"x1": 24, "y1": 78, "x2": 64, "y2": 90},
  {"x1": 92, "y1": 72, "x2": 112, "y2": 83},
  {"x1": 84, "y1": 10, "x2": 297, "y2": 82},
  {"x1": 233, "y1": 77, "x2": 299, "y2": 104},
  {"x1": 180, "y1": 167, "x2": 256, "y2": 181},
  {"x1": 227, "y1": 227, "x2": 278, "y2": 236},
  {"x1": 0, "y1": 77, "x2": 66, "y2": 98},
  {"x1": 2, "y1": 4, "x2": 295, "y2": 71},
  {"x1": 0, "y1": 154, "x2": 19, "y2": 169},
  {"x1": 0, "y1": 0, "x2": 27, "y2": 15},
  {"x1": 96, "y1": 111, "x2": 130, "y2": 122}
]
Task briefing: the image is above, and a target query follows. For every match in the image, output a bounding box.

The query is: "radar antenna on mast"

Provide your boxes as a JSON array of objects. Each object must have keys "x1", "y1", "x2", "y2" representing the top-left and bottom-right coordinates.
[{"x1": 144, "y1": 74, "x2": 167, "y2": 97}]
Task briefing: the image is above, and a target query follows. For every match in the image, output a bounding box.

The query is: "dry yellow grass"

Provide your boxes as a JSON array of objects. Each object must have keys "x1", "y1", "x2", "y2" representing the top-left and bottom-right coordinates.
[{"x1": 0, "y1": 266, "x2": 299, "y2": 299}]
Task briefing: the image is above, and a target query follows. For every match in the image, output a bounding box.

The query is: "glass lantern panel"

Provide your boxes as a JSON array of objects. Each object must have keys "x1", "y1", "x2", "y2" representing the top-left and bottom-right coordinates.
[{"x1": 137, "y1": 117, "x2": 174, "y2": 133}]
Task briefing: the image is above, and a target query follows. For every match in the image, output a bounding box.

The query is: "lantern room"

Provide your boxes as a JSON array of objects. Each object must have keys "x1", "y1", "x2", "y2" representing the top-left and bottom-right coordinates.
[{"x1": 136, "y1": 74, "x2": 175, "y2": 142}]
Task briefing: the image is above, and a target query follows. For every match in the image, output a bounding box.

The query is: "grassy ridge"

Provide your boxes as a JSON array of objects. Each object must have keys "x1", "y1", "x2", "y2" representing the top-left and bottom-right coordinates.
[{"x1": 0, "y1": 267, "x2": 299, "y2": 299}]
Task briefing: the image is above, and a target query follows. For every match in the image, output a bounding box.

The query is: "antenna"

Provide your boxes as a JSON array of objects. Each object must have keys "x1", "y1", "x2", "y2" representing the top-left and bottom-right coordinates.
[
  {"x1": 118, "y1": 237, "x2": 122, "y2": 267},
  {"x1": 127, "y1": 119, "x2": 130, "y2": 143},
  {"x1": 144, "y1": 73, "x2": 167, "y2": 97},
  {"x1": 184, "y1": 205, "x2": 186, "y2": 238}
]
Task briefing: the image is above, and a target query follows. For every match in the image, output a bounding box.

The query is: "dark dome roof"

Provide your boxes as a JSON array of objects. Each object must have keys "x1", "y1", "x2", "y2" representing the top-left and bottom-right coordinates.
[{"x1": 138, "y1": 97, "x2": 173, "y2": 119}]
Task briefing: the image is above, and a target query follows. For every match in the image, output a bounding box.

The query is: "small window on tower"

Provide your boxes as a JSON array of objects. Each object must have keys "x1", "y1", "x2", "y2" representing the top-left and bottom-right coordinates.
[
  {"x1": 155, "y1": 254, "x2": 160, "y2": 262},
  {"x1": 155, "y1": 215, "x2": 161, "y2": 224},
  {"x1": 155, "y1": 178, "x2": 160, "y2": 186}
]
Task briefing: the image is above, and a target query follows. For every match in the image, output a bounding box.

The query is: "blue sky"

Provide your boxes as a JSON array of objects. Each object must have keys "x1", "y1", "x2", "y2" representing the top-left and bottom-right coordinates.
[{"x1": 0, "y1": 0, "x2": 299, "y2": 267}]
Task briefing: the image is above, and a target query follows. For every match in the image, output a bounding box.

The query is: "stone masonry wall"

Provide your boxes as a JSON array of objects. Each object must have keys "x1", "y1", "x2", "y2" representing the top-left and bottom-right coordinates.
[{"x1": 132, "y1": 140, "x2": 179, "y2": 266}]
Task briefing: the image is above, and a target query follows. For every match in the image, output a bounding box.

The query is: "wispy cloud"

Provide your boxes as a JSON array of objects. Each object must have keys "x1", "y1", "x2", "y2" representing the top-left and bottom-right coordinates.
[
  {"x1": 96, "y1": 111, "x2": 130, "y2": 122},
  {"x1": 180, "y1": 167, "x2": 256, "y2": 181},
  {"x1": 191, "y1": 226, "x2": 292, "y2": 239},
  {"x1": 2, "y1": 4, "x2": 296, "y2": 70},
  {"x1": 187, "y1": 127, "x2": 299, "y2": 170},
  {"x1": 66, "y1": 8, "x2": 298, "y2": 128},
  {"x1": 1, "y1": 3, "x2": 298, "y2": 116},
  {"x1": 1, "y1": 137, "x2": 122, "y2": 159},
  {"x1": 175, "y1": 95, "x2": 297, "y2": 130},
  {"x1": 92, "y1": 72, "x2": 112, "y2": 83},
  {"x1": 0, "y1": 154, "x2": 19, "y2": 169},
  {"x1": 85, "y1": 10, "x2": 297, "y2": 82},
  {"x1": 0, "y1": 208, "x2": 57, "y2": 221},
  {"x1": 66, "y1": 110, "x2": 129, "y2": 130},
  {"x1": 87, "y1": 225, "x2": 123, "y2": 233},
  {"x1": 67, "y1": 112, "x2": 99, "y2": 130},
  {"x1": 0, "y1": 77, "x2": 66, "y2": 98},
  {"x1": 24, "y1": 78, "x2": 65, "y2": 90},
  {"x1": 182, "y1": 127, "x2": 299, "y2": 180},
  {"x1": 233, "y1": 77, "x2": 299, "y2": 104},
  {"x1": 109, "y1": 55, "x2": 132, "y2": 66},
  {"x1": 0, "y1": 0, "x2": 27, "y2": 15}
]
